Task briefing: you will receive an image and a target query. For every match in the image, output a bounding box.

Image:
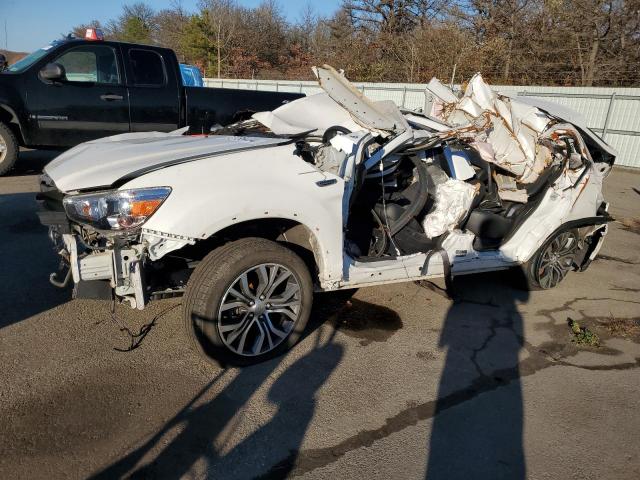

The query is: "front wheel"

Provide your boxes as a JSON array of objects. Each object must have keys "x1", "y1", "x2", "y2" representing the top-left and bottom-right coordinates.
[
  {"x1": 183, "y1": 238, "x2": 313, "y2": 366},
  {"x1": 521, "y1": 229, "x2": 580, "y2": 290},
  {"x1": 0, "y1": 122, "x2": 18, "y2": 176}
]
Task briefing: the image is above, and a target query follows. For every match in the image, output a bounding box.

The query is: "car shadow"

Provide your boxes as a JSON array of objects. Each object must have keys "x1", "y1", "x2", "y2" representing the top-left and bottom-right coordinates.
[
  {"x1": 0, "y1": 192, "x2": 70, "y2": 329},
  {"x1": 88, "y1": 290, "x2": 366, "y2": 480},
  {"x1": 9, "y1": 149, "x2": 61, "y2": 177},
  {"x1": 425, "y1": 270, "x2": 529, "y2": 479}
]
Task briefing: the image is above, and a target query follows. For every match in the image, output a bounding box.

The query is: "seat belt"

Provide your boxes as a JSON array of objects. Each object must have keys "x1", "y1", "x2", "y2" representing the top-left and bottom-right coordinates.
[{"x1": 419, "y1": 234, "x2": 453, "y2": 295}]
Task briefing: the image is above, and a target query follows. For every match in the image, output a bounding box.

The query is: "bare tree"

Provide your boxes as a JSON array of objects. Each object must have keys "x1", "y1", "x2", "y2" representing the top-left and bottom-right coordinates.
[
  {"x1": 198, "y1": 0, "x2": 240, "y2": 78},
  {"x1": 108, "y1": 2, "x2": 158, "y2": 44},
  {"x1": 66, "y1": 0, "x2": 640, "y2": 85}
]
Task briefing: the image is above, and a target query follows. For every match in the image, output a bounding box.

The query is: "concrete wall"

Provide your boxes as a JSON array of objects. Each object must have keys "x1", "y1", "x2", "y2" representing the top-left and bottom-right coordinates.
[{"x1": 204, "y1": 78, "x2": 640, "y2": 168}]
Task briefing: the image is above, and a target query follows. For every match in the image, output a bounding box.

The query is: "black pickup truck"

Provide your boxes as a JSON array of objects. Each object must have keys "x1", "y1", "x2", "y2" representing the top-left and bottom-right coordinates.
[{"x1": 0, "y1": 35, "x2": 302, "y2": 175}]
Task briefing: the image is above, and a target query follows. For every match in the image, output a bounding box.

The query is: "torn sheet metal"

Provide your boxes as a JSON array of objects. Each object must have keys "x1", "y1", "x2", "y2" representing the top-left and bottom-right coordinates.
[
  {"x1": 314, "y1": 144, "x2": 347, "y2": 176},
  {"x1": 404, "y1": 112, "x2": 451, "y2": 132},
  {"x1": 252, "y1": 93, "x2": 360, "y2": 136},
  {"x1": 424, "y1": 77, "x2": 459, "y2": 117},
  {"x1": 313, "y1": 65, "x2": 406, "y2": 135},
  {"x1": 432, "y1": 74, "x2": 553, "y2": 184},
  {"x1": 141, "y1": 229, "x2": 196, "y2": 261},
  {"x1": 512, "y1": 95, "x2": 618, "y2": 161}
]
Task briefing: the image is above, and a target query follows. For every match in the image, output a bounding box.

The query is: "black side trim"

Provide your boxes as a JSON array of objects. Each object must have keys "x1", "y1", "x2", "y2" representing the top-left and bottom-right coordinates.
[
  {"x1": 544, "y1": 217, "x2": 612, "y2": 273},
  {"x1": 110, "y1": 138, "x2": 295, "y2": 188},
  {"x1": 578, "y1": 225, "x2": 607, "y2": 272},
  {"x1": 550, "y1": 215, "x2": 613, "y2": 235},
  {"x1": 36, "y1": 210, "x2": 71, "y2": 233}
]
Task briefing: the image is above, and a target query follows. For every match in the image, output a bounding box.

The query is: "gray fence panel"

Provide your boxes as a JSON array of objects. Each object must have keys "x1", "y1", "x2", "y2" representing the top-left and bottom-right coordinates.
[{"x1": 204, "y1": 78, "x2": 640, "y2": 168}]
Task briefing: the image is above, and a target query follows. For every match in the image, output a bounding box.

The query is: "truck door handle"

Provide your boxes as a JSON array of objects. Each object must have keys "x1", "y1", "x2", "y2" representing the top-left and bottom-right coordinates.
[{"x1": 100, "y1": 94, "x2": 124, "y2": 101}]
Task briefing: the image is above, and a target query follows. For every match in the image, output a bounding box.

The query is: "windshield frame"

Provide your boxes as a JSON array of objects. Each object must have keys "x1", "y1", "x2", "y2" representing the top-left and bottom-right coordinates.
[{"x1": 3, "y1": 43, "x2": 58, "y2": 74}]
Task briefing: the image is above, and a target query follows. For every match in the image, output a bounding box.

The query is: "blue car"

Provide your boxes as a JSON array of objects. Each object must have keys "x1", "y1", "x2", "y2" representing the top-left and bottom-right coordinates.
[{"x1": 179, "y1": 64, "x2": 204, "y2": 87}]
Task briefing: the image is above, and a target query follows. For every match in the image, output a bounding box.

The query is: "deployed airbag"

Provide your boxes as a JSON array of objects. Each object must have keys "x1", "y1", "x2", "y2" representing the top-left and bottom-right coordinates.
[{"x1": 423, "y1": 179, "x2": 477, "y2": 238}]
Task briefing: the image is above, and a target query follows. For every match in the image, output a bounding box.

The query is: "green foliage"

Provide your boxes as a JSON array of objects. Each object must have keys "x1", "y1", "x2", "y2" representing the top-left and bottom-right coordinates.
[
  {"x1": 68, "y1": 0, "x2": 640, "y2": 85},
  {"x1": 568, "y1": 319, "x2": 600, "y2": 347},
  {"x1": 179, "y1": 14, "x2": 214, "y2": 69}
]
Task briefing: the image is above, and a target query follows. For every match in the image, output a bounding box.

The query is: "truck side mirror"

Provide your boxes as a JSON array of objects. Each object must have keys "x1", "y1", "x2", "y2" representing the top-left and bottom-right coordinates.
[
  {"x1": 39, "y1": 62, "x2": 66, "y2": 82},
  {"x1": 0, "y1": 54, "x2": 7, "y2": 71}
]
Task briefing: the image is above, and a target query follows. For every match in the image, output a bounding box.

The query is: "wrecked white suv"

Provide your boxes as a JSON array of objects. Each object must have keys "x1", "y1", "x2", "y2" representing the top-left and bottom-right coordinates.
[{"x1": 38, "y1": 66, "x2": 615, "y2": 365}]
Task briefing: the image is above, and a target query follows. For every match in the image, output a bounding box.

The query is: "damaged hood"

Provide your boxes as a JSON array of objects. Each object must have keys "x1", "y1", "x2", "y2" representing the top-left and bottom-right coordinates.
[
  {"x1": 312, "y1": 65, "x2": 409, "y2": 135},
  {"x1": 45, "y1": 132, "x2": 285, "y2": 192},
  {"x1": 253, "y1": 65, "x2": 409, "y2": 137}
]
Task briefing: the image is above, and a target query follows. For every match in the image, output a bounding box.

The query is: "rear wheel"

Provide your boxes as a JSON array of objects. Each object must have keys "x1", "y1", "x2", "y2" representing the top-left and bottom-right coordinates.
[
  {"x1": 0, "y1": 122, "x2": 18, "y2": 176},
  {"x1": 522, "y1": 229, "x2": 580, "y2": 290},
  {"x1": 183, "y1": 238, "x2": 313, "y2": 366}
]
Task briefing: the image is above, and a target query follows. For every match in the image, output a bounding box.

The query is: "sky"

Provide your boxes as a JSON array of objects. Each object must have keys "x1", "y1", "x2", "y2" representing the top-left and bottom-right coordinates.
[{"x1": 0, "y1": 0, "x2": 342, "y2": 52}]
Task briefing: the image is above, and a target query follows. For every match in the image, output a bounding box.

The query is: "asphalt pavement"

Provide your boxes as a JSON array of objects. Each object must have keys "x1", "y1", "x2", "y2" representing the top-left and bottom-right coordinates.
[{"x1": 0, "y1": 150, "x2": 638, "y2": 479}]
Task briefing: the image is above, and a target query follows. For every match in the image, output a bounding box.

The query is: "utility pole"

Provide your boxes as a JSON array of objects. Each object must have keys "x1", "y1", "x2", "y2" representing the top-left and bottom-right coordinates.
[{"x1": 450, "y1": 63, "x2": 457, "y2": 89}]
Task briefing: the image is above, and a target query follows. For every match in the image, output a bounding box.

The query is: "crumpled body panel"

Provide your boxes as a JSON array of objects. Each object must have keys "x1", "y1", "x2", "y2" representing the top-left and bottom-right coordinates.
[{"x1": 432, "y1": 74, "x2": 552, "y2": 183}]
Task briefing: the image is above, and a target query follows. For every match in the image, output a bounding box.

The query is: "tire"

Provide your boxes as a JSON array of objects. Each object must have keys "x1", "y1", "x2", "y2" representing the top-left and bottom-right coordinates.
[
  {"x1": 0, "y1": 122, "x2": 19, "y2": 176},
  {"x1": 520, "y1": 229, "x2": 580, "y2": 290},
  {"x1": 183, "y1": 237, "x2": 313, "y2": 366}
]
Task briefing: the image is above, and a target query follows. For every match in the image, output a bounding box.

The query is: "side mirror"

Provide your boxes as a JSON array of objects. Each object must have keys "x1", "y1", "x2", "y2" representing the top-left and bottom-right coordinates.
[
  {"x1": 39, "y1": 62, "x2": 66, "y2": 82},
  {"x1": 0, "y1": 54, "x2": 7, "y2": 71}
]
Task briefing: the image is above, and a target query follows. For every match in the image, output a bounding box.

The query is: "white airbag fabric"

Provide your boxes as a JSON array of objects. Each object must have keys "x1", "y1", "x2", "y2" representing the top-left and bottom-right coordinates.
[{"x1": 423, "y1": 179, "x2": 477, "y2": 239}]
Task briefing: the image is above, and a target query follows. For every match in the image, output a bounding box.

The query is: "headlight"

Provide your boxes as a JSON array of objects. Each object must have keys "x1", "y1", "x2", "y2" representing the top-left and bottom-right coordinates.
[{"x1": 63, "y1": 187, "x2": 171, "y2": 230}]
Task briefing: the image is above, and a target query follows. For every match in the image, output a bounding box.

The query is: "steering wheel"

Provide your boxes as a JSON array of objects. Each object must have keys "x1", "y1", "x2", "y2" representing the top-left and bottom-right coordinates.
[{"x1": 322, "y1": 126, "x2": 352, "y2": 144}]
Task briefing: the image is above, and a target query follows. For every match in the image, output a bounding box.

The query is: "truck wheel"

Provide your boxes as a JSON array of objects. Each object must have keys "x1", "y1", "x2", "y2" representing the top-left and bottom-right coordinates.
[
  {"x1": 521, "y1": 229, "x2": 580, "y2": 290},
  {"x1": 183, "y1": 238, "x2": 313, "y2": 366},
  {"x1": 0, "y1": 122, "x2": 18, "y2": 176}
]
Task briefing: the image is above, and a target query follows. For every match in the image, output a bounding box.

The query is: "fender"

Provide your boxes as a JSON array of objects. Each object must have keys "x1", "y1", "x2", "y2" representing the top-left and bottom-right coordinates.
[
  {"x1": 120, "y1": 144, "x2": 346, "y2": 286},
  {"x1": 0, "y1": 103, "x2": 25, "y2": 143}
]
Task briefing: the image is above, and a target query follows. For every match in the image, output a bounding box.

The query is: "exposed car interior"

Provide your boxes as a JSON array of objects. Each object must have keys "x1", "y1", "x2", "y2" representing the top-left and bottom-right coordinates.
[
  {"x1": 212, "y1": 118, "x2": 598, "y2": 267},
  {"x1": 204, "y1": 66, "x2": 614, "y2": 273}
]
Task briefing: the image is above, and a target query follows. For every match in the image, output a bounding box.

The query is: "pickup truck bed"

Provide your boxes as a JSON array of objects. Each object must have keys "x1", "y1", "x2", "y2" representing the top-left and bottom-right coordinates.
[
  {"x1": 184, "y1": 86, "x2": 301, "y2": 133},
  {"x1": 0, "y1": 36, "x2": 302, "y2": 174}
]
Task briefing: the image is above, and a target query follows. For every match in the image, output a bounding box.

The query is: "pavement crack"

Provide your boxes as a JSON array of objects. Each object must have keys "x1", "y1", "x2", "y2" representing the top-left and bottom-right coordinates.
[
  {"x1": 257, "y1": 336, "x2": 640, "y2": 479},
  {"x1": 595, "y1": 254, "x2": 638, "y2": 265}
]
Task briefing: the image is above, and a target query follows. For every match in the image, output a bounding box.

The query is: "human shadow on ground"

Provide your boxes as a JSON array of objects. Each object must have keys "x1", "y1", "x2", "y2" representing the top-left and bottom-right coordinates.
[
  {"x1": 89, "y1": 290, "x2": 369, "y2": 479},
  {"x1": 426, "y1": 270, "x2": 529, "y2": 479}
]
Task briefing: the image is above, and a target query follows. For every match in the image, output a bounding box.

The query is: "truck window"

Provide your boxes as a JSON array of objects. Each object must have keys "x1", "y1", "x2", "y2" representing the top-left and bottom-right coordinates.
[
  {"x1": 53, "y1": 45, "x2": 120, "y2": 84},
  {"x1": 128, "y1": 49, "x2": 166, "y2": 87}
]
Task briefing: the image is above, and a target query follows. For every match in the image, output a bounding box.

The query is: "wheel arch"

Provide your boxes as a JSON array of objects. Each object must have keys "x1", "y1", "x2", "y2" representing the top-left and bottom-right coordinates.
[
  {"x1": 177, "y1": 217, "x2": 327, "y2": 286},
  {"x1": 0, "y1": 104, "x2": 25, "y2": 145}
]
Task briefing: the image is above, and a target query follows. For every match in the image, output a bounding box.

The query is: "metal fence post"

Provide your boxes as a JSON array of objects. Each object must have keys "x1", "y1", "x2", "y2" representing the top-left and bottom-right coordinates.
[
  {"x1": 275, "y1": 81, "x2": 279, "y2": 92},
  {"x1": 299, "y1": 83, "x2": 303, "y2": 93},
  {"x1": 602, "y1": 92, "x2": 617, "y2": 140},
  {"x1": 401, "y1": 86, "x2": 407, "y2": 108}
]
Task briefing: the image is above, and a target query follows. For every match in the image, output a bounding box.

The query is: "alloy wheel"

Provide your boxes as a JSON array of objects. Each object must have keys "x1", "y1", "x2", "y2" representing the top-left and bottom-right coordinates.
[
  {"x1": 217, "y1": 263, "x2": 302, "y2": 356},
  {"x1": 0, "y1": 135, "x2": 6, "y2": 162},
  {"x1": 536, "y1": 231, "x2": 579, "y2": 289}
]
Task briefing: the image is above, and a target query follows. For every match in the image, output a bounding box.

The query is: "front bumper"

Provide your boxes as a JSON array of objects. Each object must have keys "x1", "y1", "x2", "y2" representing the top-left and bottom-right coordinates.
[
  {"x1": 60, "y1": 233, "x2": 147, "y2": 309},
  {"x1": 36, "y1": 186, "x2": 148, "y2": 309}
]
